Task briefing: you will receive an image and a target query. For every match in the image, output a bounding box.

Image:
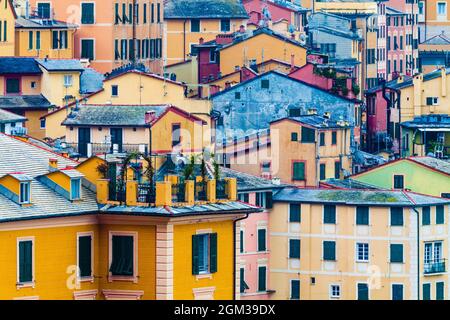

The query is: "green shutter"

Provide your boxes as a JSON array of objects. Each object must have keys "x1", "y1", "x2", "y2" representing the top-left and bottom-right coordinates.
[
  {"x1": 240, "y1": 230, "x2": 244, "y2": 253},
  {"x1": 358, "y1": 283, "x2": 369, "y2": 300},
  {"x1": 293, "y1": 162, "x2": 305, "y2": 180},
  {"x1": 436, "y1": 205, "x2": 444, "y2": 224},
  {"x1": 390, "y1": 244, "x2": 403, "y2": 263},
  {"x1": 320, "y1": 163, "x2": 326, "y2": 180},
  {"x1": 437, "y1": 282, "x2": 445, "y2": 300},
  {"x1": 390, "y1": 207, "x2": 404, "y2": 226},
  {"x1": 192, "y1": 234, "x2": 200, "y2": 275},
  {"x1": 265, "y1": 192, "x2": 273, "y2": 209},
  {"x1": 324, "y1": 205, "x2": 336, "y2": 224},
  {"x1": 392, "y1": 284, "x2": 403, "y2": 300},
  {"x1": 422, "y1": 207, "x2": 431, "y2": 225},
  {"x1": 301, "y1": 126, "x2": 315, "y2": 143},
  {"x1": 78, "y1": 236, "x2": 92, "y2": 278},
  {"x1": 19, "y1": 241, "x2": 32, "y2": 283},
  {"x1": 356, "y1": 206, "x2": 369, "y2": 225},
  {"x1": 291, "y1": 280, "x2": 300, "y2": 299},
  {"x1": 289, "y1": 204, "x2": 301, "y2": 222},
  {"x1": 28, "y1": 31, "x2": 33, "y2": 50},
  {"x1": 334, "y1": 161, "x2": 341, "y2": 179},
  {"x1": 258, "y1": 266, "x2": 266, "y2": 291},
  {"x1": 423, "y1": 283, "x2": 431, "y2": 300},
  {"x1": 209, "y1": 233, "x2": 217, "y2": 273},
  {"x1": 323, "y1": 241, "x2": 336, "y2": 261},
  {"x1": 258, "y1": 229, "x2": 266, "y2": 252},
  {"x1": 289, "y1": 239, "x2": 300, "y2": 259},
  {"x1": 52, "y1": 31, "x2": 58, "y2": 49}
]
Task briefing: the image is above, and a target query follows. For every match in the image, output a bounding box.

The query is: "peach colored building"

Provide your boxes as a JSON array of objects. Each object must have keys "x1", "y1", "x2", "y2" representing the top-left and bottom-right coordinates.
[{"x1": 27, "y1": 0, "x2": 164, "y2": 74}]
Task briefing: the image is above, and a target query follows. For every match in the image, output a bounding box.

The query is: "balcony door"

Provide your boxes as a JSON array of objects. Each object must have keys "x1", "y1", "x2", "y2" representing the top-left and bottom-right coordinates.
[
  {"x1": 424, "y1": 242, "x2": 443, "y2": 274},
  {"x1": 110, "y1": 128, "x2": 123, "y2": 153},
  {"x1": 78, "y1": 128, "x2": 91, "y2": 157}
]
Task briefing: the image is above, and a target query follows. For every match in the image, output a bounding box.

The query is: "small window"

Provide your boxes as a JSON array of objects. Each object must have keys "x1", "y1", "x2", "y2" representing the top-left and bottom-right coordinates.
[
  {"x1": 390, "y1": 207, "x2": 404, "y2": 226},
  {"x1": 209, "y1": 49, "x2": 216, "y2": 62},
  {"x1": 18, "y1": 239, "x2": 33, "y2": 284},
  {"x1": 191, "y1": 19, "x2": 200, "y2": 32},
  {"x1": 319, "y1": 132, "x2": 325, "y2": 146},
  {"x1": 192, "y1": 233, "x2": 217, "y2": 275},
  {"x1": 78, "y1": 234, "x2": 92, "y2": 278},
  {"x1": 110, "y1": 235, "x2": 134, "y2": 276},
  {"x1": 330, "y1": 285, "x2": 341, "y2": 298},
  {"x1": 323, "y1": 241, "x2": 336, "y2": 261},
  {"x1": 292, "y1": 162, "x2": 305, "y2": 181},
  {"x1": 172, "y1": 123, "x2": 181, "y2": 147},
  {"x1": 261, "y1": 79, "x2": 270, "y2": 89},
  {"x1": 289, "y1": 204, "x2": 301, "y2": 223},
  {"x1": 81, "y1": 3, "x2": 95, "y2": 24},
  {"x1": 331, "y1": 131, "x2": 337, "y2": 144},
  {"x1": 390, "y1": 244, "x2": 403, "y2": 263},
  {"x1": 441, "y1": 193, "x2": 450, "y2": 199},
  {"x1": 356, "y1": 243, "x2": 369, "y2": 262},
  {"x1": 235, "y1": 92, "x2": 241, "y2": 100},
  {"x1": 291, "y1": 132, "x2": 298, "y2": 141},
  {"x1": 319, "y1": 163, "x2": 326, "y2": 180},
  {"x1": 111, "y1": 85, "x2": 119, "y2": 97},
  {"x1": 31, "y1": 81, "x2": 37, "y2": 89},
  {"x1": 323, "y1": 205, "x2": 336, "y2": 224},
  {"x1": 356, "y1": 206, "x2": 369, "y2": 225},
  {"x1": 436, "y1": 205, "x2": 445, "y2": 224},
  {"x1": 19, "y1": 182, "x2": 31, "y2": 204},
  {"x1": 290, "y1": 280, "x2": 300, "y2": 299},
  {"x1": 37, "y1": 3, "x2": 51, "y2": 19},
  {"x1": 220, "y1": 19, "x2": 231, "y2": 32},
  {"x1": 301, "y1": 127, "x2": 315, "y2": 143},
  {"x1": 258, "y1": 266, "x2": 266, "y2": 292},
  {"x1": 422, "y1": 206, "x2": 430, "y2": 225},
  {"x1": 6, "y1": 78, "x2": 20, "y2": 94},
  {"x1": 71, "y1": 178, "x2": 81, "y2": 200},
  {"x1": 289, "y1": 239, "x2": 300, "y2": 259},
  {"x1": 257, "y1": 228, "x2": 266, "y2": 252},
  {"x1": 40, "y1": 118, "x2": 46, "y2": 129},
  {"x1": 393, "y1": 175, "x2": 404, "y2": 189},
  {"x1": 64, "y1": 75, "x2": 73, "y2": 87}
]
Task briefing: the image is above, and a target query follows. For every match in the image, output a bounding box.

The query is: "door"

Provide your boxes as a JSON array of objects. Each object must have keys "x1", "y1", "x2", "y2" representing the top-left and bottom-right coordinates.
[
  {"x1": 78, "y1": 128, "x2": 91, "y2": 157},
  {"x1": 110, "y1": 128, "x2": 123, "y2": 153}
]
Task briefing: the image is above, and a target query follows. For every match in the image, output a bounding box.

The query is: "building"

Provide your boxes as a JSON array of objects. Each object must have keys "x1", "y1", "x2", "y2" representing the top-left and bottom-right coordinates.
[
  {"x1": 0, "y1": 0, "x2": 17, "y2": 56},
  {"x1": 62, "y1": 104, "x2": 207, "y2": 158},
  {"x1": 164, "y1": 0, "x2": 249, "y2": 66},
  {"x1": 270, "y1": 187, "x2": 450, "y2": 300},
  {"x1": 26, "y1": 0, "x2": 164, "y2": 74},
  {"x1": 419, "y1": 31, "x2": 450, "y2": 73},
  {"x1": 351, "y1": 156, "x2": 450, "y2": 198},
  {"x1": 218, "y1": 115, "x2": 353, "y2": 187},
  {"x1": 0, "y1": 132, "x2": 260, "y2": 299},
  {"x1": 418, "y1": 0, "x2": 450, "y2": 41},
  {"x1": 0, "y1": 108, "x2": 27, "y2": 135}
]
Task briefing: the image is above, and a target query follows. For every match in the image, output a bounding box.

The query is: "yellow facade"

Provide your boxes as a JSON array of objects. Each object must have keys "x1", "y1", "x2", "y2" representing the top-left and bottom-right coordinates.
[
  {"x1": 40, "y1": 69, "x2": 82, "y2": 108},
  {"x1": 0, "y1": 0, "x2": 16, "y2": 56}
]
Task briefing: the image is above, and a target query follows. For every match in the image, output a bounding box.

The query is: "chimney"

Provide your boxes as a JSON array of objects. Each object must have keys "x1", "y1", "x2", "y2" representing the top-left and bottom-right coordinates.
[
  {"x1": 271, "y1": 177, "x2": 281, "y2": 185},
  {"x1": 413, "y1": 74, "x2": 423, "y2": 116},
  {"x1": 291, "y1": 33, "x2": 296, "y2": 40},
  {"x1": 49, "y1": 158, "x2": 58, "y2": 171},
  {"x1": 323, "y1": 112, "x2": 331, "y2": 119},
  {"x1": 199, "y1": 37, "x2": 204, "y2": 45},
  {"x1": 239, "y1": 25, "x2": 246, "y2": 33},
  {"x1": 307, "y1": 108, "x2": 317, "y2": 115},
  {"x1": 145, "y1": 110, "x2": 157, "y2": 125}
]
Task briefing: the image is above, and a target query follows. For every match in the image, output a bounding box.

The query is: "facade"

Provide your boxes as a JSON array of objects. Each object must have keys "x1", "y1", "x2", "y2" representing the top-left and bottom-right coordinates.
[
  {"x1": 270, "y1": 187, "x2": 450, "y2": 300},
  {"x1": 164, "y1": 0, "x2": 249, "y2": 66},
  {"x1": 0, "y1": 108, "x2": 26, "y2": 134},
  {"x1": 418, "y1": 0, "x2": 450, "y2": 41},
  {"x1": 27, "y1": 0, "x2": 164, "y2": 74},
  {"x1": 0, "y1": 0, "x2": 17, "y2": 56},
  {"x1": 352, "y1": 156, "x2": 450, "y2": 198},
  {"x1": 419, "y1": 32, "x2": 450, "y2": 73}
]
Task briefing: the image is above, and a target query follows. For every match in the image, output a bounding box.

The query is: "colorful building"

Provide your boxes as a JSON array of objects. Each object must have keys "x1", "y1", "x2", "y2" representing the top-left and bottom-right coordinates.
[
  {"x1": 418, "y1": 0, "x2": 450, "y2": 41},
  {"x1": 0, "y1": 132, "x2": 260, "y2": 300},
  {"x1": 26, "y1": 0, "x2": 164, "y2": 74},
  {"x1": 0, "y1": 0, "x2": 17, "y2": 56},
  {"x1": 270, "y1": 187, "x2": 450, "y2": 300},
  {"x1": 351, "y1": 156, "x2": 450, "y2": 198},
  {"x1": 419, "y1": 32, "x2": 450, "y2": 73},
  {"x1": 0, "y1": 108, "x2": 27, "y2": 135},
  {"x1": 164, "y1": 0, "x2": 249, "y2": 66}
]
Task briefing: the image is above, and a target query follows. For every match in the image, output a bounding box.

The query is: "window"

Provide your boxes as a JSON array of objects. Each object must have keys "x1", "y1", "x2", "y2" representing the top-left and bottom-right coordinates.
[
  {"x1": 220, "y1": 19, "x2": 231, "y2": 32},
  {"x1": 81, "y1": 3, "x2": 95, "y2": 24},
  {"x1": 258, "y1": 266, "x2": 266, "y2": 291},
  {"x1": 426, "y1": 97, "x2": 439, "y2": 105},
  {"x1": 171, "y1": 123, "x2": 181, "y2": 147},
  {"x1": 436, "y1": 205, "x2": 445, "y2": 224},
  {"x1": 393, "y1": 175, "x2": 404, "y2": 189},
  {"x1": 390, "y1": 244, "x2": 403, "y2": 263},
  {"x1": 28, "y1": 31, "x2": 33, "y2": 50},
  {"x1": 422, "y1": 207, "x2": 430, "y2": 225},
  {"x1": 436, "y1": 282, "x2": 444, "y2": 300},
  {"x1": 143, "y1": 3, "x2": 147, "y2": 23},
  {"x1": 121, "y1": 39, "x2": 128, "y2": 60},
  {"x1": 234, "y1": 92, "x2": 241, "y2": 100},
  {"x1": 110, "y1": 235, "x2": 134, "y2": 276},
  {"x1": 36, "y1": 31, "x2": 41, "y2": 50},
  {"x1": 240, "y1": 268, "x2": 249, "y2": 293},
  {"x1": 191, "y1": 19, "x2": 200, "y2": 32},
  {"x1": 319, "y1": 132, "x2": 325, "y2": 146},
  {"x1": 81, "y1": 39, "x2": 95, "y2": 60},
  {"x1": 239, "y1": 230, "x2": 244, "y2": 253},
  {"x1": 255, "y1": 192, "x2": 269, "y2": 208},
  {"x1": 261, "y1": 79, "x2": 270, "y2": 89},
  {"x1": 289, "y1": 204, "x2": 301, "y2": 222},
  {"x1": 356, "y1": 243, "x2": 369, "y2": 262},
  {"x1": 301, "y1": 127, "x2": 315, "y2": 143},
  {"x1": 157, "y1": 3, "x2": 161, "y2": 23},
  {"x1": 192, "y1": 233, "x2": 217, "y2": 275},
  {"x1": 257, "y1": 228, "x2": 266, "y2": 252},
  {"x1": 291, "y1": 132, "x2": 298, "y2": 141},
  {"x1": 357, "y1": 283, "x2": 369, "y2": 300},
  {"x1": 290, "y1": 280, "x2": 300, "y2": 299},
  {"x1": 78, "y1": 234, "x2": 92, "y2": 278},
  {"x1": 441, "y1": 193, "x2": 450, "y2": 199},
  {"x1": 423, "y1": 283, "x2": 431, "y2": 300},
  {"x1": 40, "y1": 118, "x2": 46, "y2": 129},
  {"x1": 238, "y1": 193, "x2": 249, "y2": 203},
  {"x1": 367, "y1": 48, "x2": 376, "y2": 64},
  {"x1": 390, "y1": 207, "x2": 403, "y2": 226},
  {"x1": 6, "y1": 78, "x2": 20, "y2": 94},
  {"x1": 111, "y1": 85, "x2": 119, "y2": 97},
  {"x1": 424, "y1": 241, "x2": 442, "y2": 273},
  {"x1": 319, "y1": 163, "x2": 326, "y2": 180},
  {"x1": 392, "y1": 284, "x2": 403, "y2": 300},
  {"x1": 292, "y1": 162, "x2": 305, "y2": 181},
  {"x1": 19, "y1": 182, "x2": 31, "y2": 204},
  {"x1": 18, "y1": 239, "x2": 33, "y2": 284},
  {"x1": 330, "y1": 285, "x2": 341, "y2": 298},
  {"x1": 323, "y1": 241, "x2": 336, "y2": 261},
  {"x1": 37, "y1": 3, "x2": 51, "y2": 19},
  {"x1": 71, "y1": 178, "x2": 81, "y2": 200},
  {"x1": 64, "y1": 75, "x2": 73, "y2": 87},
  {"x1": 356, "y1": 206, "x2": 369, "y2": 225},
  {"x1": 289, "y1": 239, "x2": 300, "y2": 259},
  {"x1": 209, "y1": 49, "x2": 216, "y2": 62},
  {"x1": 324, "y1": 205, "x2": 336, "y2": 224},
  {"x1": 331, "y1": 131, "x2": 337, "y2": 144},
  {"x1": 437, "y1": 2, "x2": 447, "y2": 19}
]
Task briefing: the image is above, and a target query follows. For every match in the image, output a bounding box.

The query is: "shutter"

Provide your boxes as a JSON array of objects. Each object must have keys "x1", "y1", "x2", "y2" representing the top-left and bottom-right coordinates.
[
  {"x1": 324, "y1": 205, "x2": 336, "y2": 224},
  {"x1": 110, "y1": 236, "x2": 121, "y2": 274},
  {"x1": 239, "y1": 230, "x2": 244, "y2": 253},
  {"x1": 437, "y1": 282, "x2": 444, "y2": 300},
  {"x1": 323, "y1": 241, "x2": 336, "y2": 260},
  {"x1": 436, "y1": 205, "x2": 444, "y2": 224},
  {"x1": 422, "y1": 207, "x2": 430, "y2": 225},
  {"x1": 390, "y1": 207, "x2": 404, "y2": 226},
  {"x1": 392, "y1": 284, "x2": 403, "y2": 300},
  {"x1": 123, "y1": 236, "x2": 134, "y2": 275},
  {"x1": 426, "y1": 97, "x2": 433, "y2": 105},
  {"x1": 289, "y1": 239, "x2": 300, "y2": 259},
  {"x1": 320, "y1": 163, "x2": 326, "y2": 180},
  {"x1": 209, "y1": 233, "x2": 217, "y2": 273},
  {"x1": 78, "y1": 236, "x2": 92, "y2": 277},
  {"x1": 192, "y1": 234, "x2": 200, "y2": 275},
  {"x1": 423, "y1": 283, "x2": 431, "y2": 300},
  {"x1": 356, "y1": 206, "x2": 369, "y2": 225},
  {"x1": 293, "y1": 162, "x2": 305, "y2": 180},
  {"x1": 265, "y1": 192, "x2": 273, "y2": 209},
  {"x1": 258, "y1": 266, "x2": 266, "y2": 291},
  {"x1": 291, "y1": 280, "x2": 300, "y2": 299},
  {"x1": 358, "y1": 283, "x2": 369, "y2": 300},
  {"x1": 19, "y1": 241, "x2": 32, "y2": 283},
  {"x1": 52, "y1": 31, "x2": 58, "y2": 49},
  {"x1": 390, "y1": 244, "x2": 403, "y2": 263},
  {"x1": 258, "y1": 229, "x2": 266, "y2": 252},
  {"x1": 289, "y1": 204, "x2": 301, "y2": 222}
]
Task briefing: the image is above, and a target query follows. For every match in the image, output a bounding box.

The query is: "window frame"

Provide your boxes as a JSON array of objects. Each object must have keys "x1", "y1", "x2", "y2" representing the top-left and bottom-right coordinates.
[
  {"x1": 330, "y1": 284, "x2": 341, "y2": 299},
  {"x1": 356, "y1": 206, "x2": 369, "y2": 226},
  {"x1": 323, "y1": 240, "x2": 336, "y2": 261},
  {"x1": 390, "y1": 243, "x2": 404, "y2": 263},
  {"x1": 80, "y1": 38, "x2": 95, "y2": 61},
  {"x1": 191, "y1": 19, "x2": 200, "y2": 32},
  {"x1": 80, "y1": 2, "x2": 96, "y2": 25},
  {"x1": 292, "y1": 161, "x2": 306, "y2": 181},
  {"x1": 289, "y1": 238, "x2": 301, "y2": 259},
  {"x1": 19, "y1": 181, "x2": 31, "y2": 204},
  {"x1": 70, "y1": 178, "x2": 82, "y2": 200},
  {"x1": 356, "y1": 242, "x2": 369, "y2": 262},
  {"x1": 17, "y1": 237, "x2": 35, "y2": 287},
  {"x1": 289, "y1": 203, "x2": 301, "y2": 223},
  {"x1": 393, "y1": 174, "x2": 404, "y2": 189},
  {"x1": 323, "y1": 205, "x2": 336, "y2": 224},
  {"x1": 257, "y1": 227, "x2": 267, "y2": 252}
]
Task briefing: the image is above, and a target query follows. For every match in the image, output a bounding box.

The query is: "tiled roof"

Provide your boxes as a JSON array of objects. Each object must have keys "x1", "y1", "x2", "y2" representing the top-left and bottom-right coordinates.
[
  {"x1": 421, "y1": 32, "x2": 450, "y2": 45},
  {"x1": 15, "y1": 17, "x2": 78, "y2": 29},
  {"x1": 220, "y1": 167, "x2": 289, "y2": 191},
  {"x1": 80, "y1": 68, "x2": 104, "y2": 94},
  {"x1": 0, "y1": 109, "x2": 27, "y2": 124},
  {"x1": 410, "y1": 157, "x2": 450, "y2": 175},
  {"x1": 0, "y1": 95, "x2": 53, "y2": 110},
  {"x1": 386, "y1": 6, "x2": 406, "y2": 16},
  {"x1": 164, "y1": 0, "x2": 249, "y2": 19},
  {"x1": 401, "y1": 114, "x2": 450, "y2": 129},
  {"x1": 36, "y1": 59, "x2": 85, "y2": 72},
  {"x1": 388, "y1": 68, "x2": 450, "y2": 90},
  {"x1": 272, "y1": 115, "x2": 352, "y2": 129},
  {"x1": 0, "y1": 134, "x2": 98, "y2": 223},
  {"x1": 0, "y1": 57, "x2": 42, "y2": 75},
  {"x1": 321, "y1": 178, "x2": 382, "y2": 190},
  {"x1": 273, "y1": 187, "x2": 450, "y2": 206},
  {"x1": 62, "y1": 104, "x2": 170, "y2": 127}
]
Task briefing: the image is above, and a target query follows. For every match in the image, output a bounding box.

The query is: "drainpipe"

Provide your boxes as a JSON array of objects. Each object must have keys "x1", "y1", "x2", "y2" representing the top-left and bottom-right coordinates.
[
  {"x1": 233, "y1": 213, "x2": 249, "y2": 300},
  {"x1": 412, "y1": 206, "x2": 420, "y2": 300}
]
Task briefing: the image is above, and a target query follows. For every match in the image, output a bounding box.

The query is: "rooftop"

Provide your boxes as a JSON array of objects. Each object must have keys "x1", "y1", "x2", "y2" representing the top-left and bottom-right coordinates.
[
  {"x1": 36, "y1": 59, "x2": 85, "y2": 72},
  {"x1": 220, "y1": 167, "x2": 289, "y2": 191},
  {"x1": 410, "y1": 157, "x2": 450, "y2": 175},
  {"x1": 321, "y1": 178, "x2": 382, "y2": 190},
  {"x1": 421, "y1": 32, "x2": 450, "y2": 46},
  {"x1": 0, "y1": 109, "x2": 27, "y2": 124},
  {"x1": 15, "y1": 17, "x2": 78, "y2": 29},
  {"x1": 0, "y1": 57, "x2": 42, "y2": 75},
  {"x1": 271, "y1": 115, "x2": 352, "y2": 129},
  {"x1": 401, "y1": 114, "x2": 450, "y2": 129},
  {"x1": 164, "y1": 0, "x2": 249, "y2": 19},
  {"x1": 0, "y1": 95, "x2": 53, "y2": 110}
]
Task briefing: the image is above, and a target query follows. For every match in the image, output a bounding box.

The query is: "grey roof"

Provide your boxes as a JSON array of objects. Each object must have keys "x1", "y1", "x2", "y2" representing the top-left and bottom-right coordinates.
[
  {"x1": 0, "y1": 134, "x2": 99, "y2": 223},
  {"x1": 0, "y1": 95, "x2": 53, "y2": 110},
  {"x1": 386, "y1": 6, "x2": 406, "y2": 16},
  {"x1": 36, "y1": 59, "x2": 85, "y2": 72},
  {"x1": 15, "y1": 17, "x2": 78, "y2": 29},
  {"x1": 0, "y1": 57, "x2": 42, "y2": 75},
  {"x1": 59, "y1": 168, "x2": 85, "y2": 178},
  {"x1": 7, "y1": 173, "x2": 33, "y2": 182},
  {"x1": 389, "y1": 68, "x2": 450, "y2": 90},
  {"x1": 62, "y1": 104, "x2": 169, "y2": 127},
  {"x1": 401, "y1": 114, "x2": 450, "y2": 129},
  {"x1": 273, "y1": 115, "x2": 352, "y2": 129},
  {"x1": 80, "y1": 68, "x2": 104, "y2": 94},
  {"x1": 421, "y1": 32, "x2": 450, "y2": 45},
  {"x1": 164, "y1": 0, "x2": 249, "y2": 19},
  {"x1": 100, "y1": 201, "x2": 260, "y2": 217},
  {"x1": 0, "y1": 109, "x2": 27, "y2": 124},
  {"x1": 410, "y1": 157, "x2": 450, "y2": 175},
  {"x1": 322, "y1": 178, "x2": 383, "y2": 190},
  {"x1": 273, "y1": 187, "x2": 450, "y2": 206},
  {"x1": 220, "y1": 167, "x2": 289, "y2": 191}
]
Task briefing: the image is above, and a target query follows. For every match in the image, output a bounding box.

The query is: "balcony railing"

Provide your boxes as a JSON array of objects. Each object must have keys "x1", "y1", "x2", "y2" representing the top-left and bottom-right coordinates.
[
  {"x1": 109, "y1": 182, "x2": 126, "y2": 203},
  {"x1": 216, "y1": 180, "x2": 228, "y2": 199},
  {"x1": 63, "y1": 143, "x2": 147, "y2": 157},
  {"x1": 171, "y1": 183, "x2": 186, "y2": 202},
  {"x1": 195, "y1": 181, "x2": 207, "y2": 201},
  {"x1": 137, "y1": 183, "x2": 156, "y2": 204},
  {"x1": 424, "y1": 259, "x2": 446, "y2": 274}
]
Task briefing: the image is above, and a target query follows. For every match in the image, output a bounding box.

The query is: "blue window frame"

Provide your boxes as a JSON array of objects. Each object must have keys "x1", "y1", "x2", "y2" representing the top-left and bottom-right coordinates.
[{"x1": 71, "y1": 178, "x2": 81, "y2": 200}]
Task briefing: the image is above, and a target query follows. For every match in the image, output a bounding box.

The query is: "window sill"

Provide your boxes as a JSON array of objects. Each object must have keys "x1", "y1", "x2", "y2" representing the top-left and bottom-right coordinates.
[
  {"x1": 78, "y1": 276, "x2": 94, "y2": 283},
  {"x1": 108, "y1": 275, "x2": 138, "y2": 283},
  {"x1": 356, "y1": 260, "x2": 369, "y2": 264},
  {"x1": 16, "y1": 281, "x2": 35, "y2": 289},
  {"x1": 196, "y1": 273, "x2": 213, "y2": 280}
]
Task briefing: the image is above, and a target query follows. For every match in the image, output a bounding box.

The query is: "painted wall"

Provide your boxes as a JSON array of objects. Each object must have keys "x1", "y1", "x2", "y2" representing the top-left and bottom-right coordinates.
[{"x1": 0, "y1": 0, "x2": 16, "y2": 56}]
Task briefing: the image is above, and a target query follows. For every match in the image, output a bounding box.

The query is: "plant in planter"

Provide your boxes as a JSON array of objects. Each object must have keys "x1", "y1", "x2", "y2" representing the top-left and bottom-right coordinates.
[
  {"x1": 352, "y1": 82, "x2": 360, "y2": 96},
  {"x1": 96, "y1": 162, "x2": 109, "y2": 179}
]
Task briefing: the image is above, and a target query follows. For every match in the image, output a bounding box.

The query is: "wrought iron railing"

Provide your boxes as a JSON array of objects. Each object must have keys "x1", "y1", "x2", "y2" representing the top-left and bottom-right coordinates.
[
  {"x1": 137, "y1": 183, "x2": 156, "y2": 204},
  {"x1": 109, "y1": 182, "x2": 126, "y2": 203},
  {"x1": 171, "y1": 183, "x2": 186, "y2": 203},
  {"x1": 216, "y1": 180, "x2": 228, "y2": 199},
  {"x1": 424, "y1": 259, "x2": 446, "y2": 274},
  {"x1": 195, "y1": 181, "x2": 207, "y2": 201}
]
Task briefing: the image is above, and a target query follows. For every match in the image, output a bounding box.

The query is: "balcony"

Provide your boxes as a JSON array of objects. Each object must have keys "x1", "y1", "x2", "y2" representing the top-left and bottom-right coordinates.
[
  {"x1": 424, "y1": 259, "x2": 446, "y2": 275},
  {"x1": 63, "y1": 143, "x2": 147, "y2": 158}
]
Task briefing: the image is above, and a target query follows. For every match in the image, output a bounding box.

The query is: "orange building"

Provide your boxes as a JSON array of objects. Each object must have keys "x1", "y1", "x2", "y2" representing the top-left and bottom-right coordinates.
[
  {"x1": 0, "y1": 0, "x2": 17, "y2": 56},
  {"x1": 27, "y1": 0, "x2": 164, "y2": 74}
]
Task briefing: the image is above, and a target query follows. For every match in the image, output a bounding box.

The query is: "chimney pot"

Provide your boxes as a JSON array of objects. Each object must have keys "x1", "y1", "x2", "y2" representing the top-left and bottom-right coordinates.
[{"x1": 49, "y1": 158, "x2": 58, "y2": 171}]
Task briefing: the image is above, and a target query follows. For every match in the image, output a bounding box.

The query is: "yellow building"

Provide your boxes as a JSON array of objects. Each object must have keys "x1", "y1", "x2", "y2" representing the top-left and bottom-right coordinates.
[
  {"x1": 15, "y1": 17, "x2": 77, "y2": 59},
  {"x1": 41, "y1": 68, "x2": 211, "y2": 140},
  {"x1": 270, "y1": 187, "x2": 450, "y2": 300},
  {"x1": 0, "y1": 132, "x2": 259, "y2": 300},
  {"x1": 164, "y1": 0, "x2": 249, "y2": 66},
  {"x1": 0, "y1": 0, "x2": 16, "y2": 56}
]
